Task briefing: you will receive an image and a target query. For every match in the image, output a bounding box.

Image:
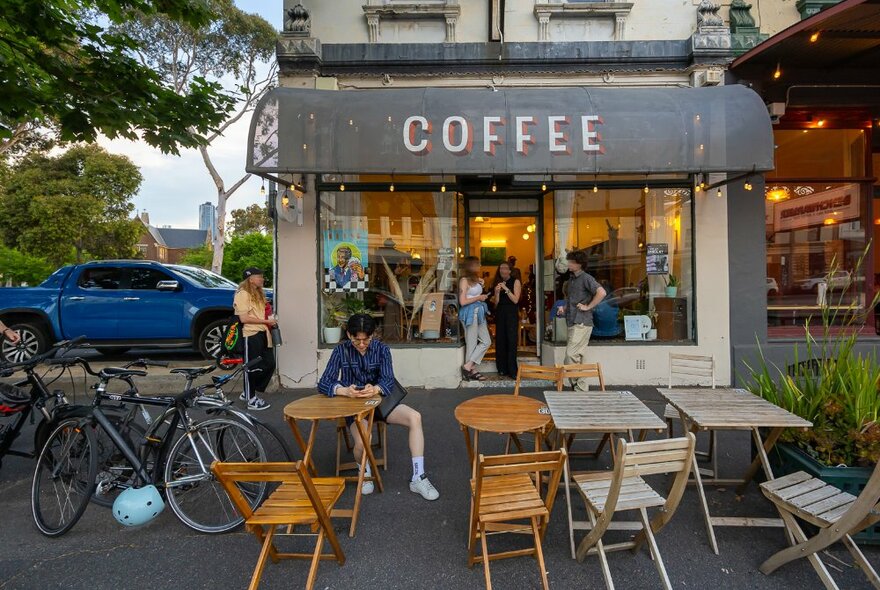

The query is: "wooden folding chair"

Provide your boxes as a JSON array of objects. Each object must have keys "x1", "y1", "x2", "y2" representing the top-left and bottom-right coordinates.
[
  {"x1": 759, "y1": 468, "x2": 880, "y2": 590},
  {"x1": 505, "y1": 365, "x2": 564, "y2": 453},
  {"x1": 212, "y1": 461, "x2": 346, "y2": 590},
  {"x1": 558, "y1": 363, "x2": 612, "y2": 456},
  {"x1": 336, "y1": 419, "x2": 387, "y2": 475},
  {"x1": 574, "y1": 434, "x2": 696, "y2": 590},
  {"x1": 662, "y1": 353, "x2": 717, "y2": 472},
  {"x1": 468, "y1": 449, "x2": 567, "y2": 590}
]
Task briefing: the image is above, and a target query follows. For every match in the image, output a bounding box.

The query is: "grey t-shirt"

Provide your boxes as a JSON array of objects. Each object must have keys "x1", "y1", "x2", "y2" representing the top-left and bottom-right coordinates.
[{"x1": 565, "y1": 270, "x2": 601, "y2": 327}]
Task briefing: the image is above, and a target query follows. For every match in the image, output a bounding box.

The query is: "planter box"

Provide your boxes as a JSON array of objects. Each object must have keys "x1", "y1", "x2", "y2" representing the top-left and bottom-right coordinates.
[{"x1": 770, "y1": 442, "x2": 879, "y2": 544}]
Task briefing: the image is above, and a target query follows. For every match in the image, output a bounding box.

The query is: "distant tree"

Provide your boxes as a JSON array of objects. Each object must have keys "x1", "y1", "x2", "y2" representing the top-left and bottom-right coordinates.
[
  {"x1": 222, "y1": 233, "x2": 273, "y2": 287},
  {"x1": 0, "y1": 145, "x2": 143, "y2": 266},
  {"x1": 0, "y1": 246, "x2": 54, "y2": 286},
  {"x1": 0, "y1": 0, "x2": 234, "y2": 156},
  {"x1": 116, "y1": 0, "x2": 277, "y2": 273},
  {"x1": 228, "y1": 204, "x2": 271, "y2": 235},
  {"x1": 179, "y1": 245, "x2": 213, "y2": 269}
]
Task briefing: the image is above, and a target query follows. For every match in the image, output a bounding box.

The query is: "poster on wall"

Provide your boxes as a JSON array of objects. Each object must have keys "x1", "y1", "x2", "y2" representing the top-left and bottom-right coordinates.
[
  {"x1": 323, "y1": 228, "x2": 370, "y2": 292},
  {"x1": 645, "y1": 243, "x2": 669, "y2": 275},
  {"x1": 419, "y1": 293, "x2": 445, "y2": 338},
  {"x1": 437, "y1": 247, "x2": 454, "y2": 271}
]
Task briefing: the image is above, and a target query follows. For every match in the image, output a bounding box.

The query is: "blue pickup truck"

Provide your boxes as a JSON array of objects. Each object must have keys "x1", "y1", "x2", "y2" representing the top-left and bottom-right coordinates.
[{"x1": 0, "y1": 260, "x2": 243, "y2": 363}]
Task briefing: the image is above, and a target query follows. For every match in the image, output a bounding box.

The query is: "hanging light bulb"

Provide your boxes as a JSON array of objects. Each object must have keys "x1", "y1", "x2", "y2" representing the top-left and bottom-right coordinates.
[
  {"x1": 260, "y1": 182, "x2": 265, "y2": 197},
  {"x1": 339, "y1": 183, "x2": 345, "y2": 192},
  {"x1": 441, "y1": 183, "x2": 446, "y2": 193},
  {"x1": 773, "y1": 61, "x2": 782, "y2": 80},
  {"x1": 491, "y1": 181, "x2": 497, "y2": 193},
  {"x1": 593, "y1": 184, "x2": 598, "y2": 193},
  {"x1": 716, "y1": 187, "x2": 722, "y2": 198},
  {"x1": 695, "y1": 184, "x2": 702, "y2": 193},
  {"x1": 281, "y1": 189, "x2": 290, "y2": 207},
  {"x1": 643, "y1": 183, "x2": 649, "y2": 195},
  {"x1": 389, "y1": 182, "x2": 395, "y2": 192},
  {"x1": 541, "y1": 182, "x2": 547, "y2": 192},
  {"x1": 522, "y1": 233, "x2": 530, "y2": 240},
  {"x1": 744, "y1": 180, "x2": 752, "y2": 191}
]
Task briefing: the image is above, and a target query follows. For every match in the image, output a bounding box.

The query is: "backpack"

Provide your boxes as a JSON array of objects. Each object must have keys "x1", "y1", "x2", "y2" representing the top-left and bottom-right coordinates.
[{"x1": 222, "y1": 317, "x2": 245, "y2": 355}]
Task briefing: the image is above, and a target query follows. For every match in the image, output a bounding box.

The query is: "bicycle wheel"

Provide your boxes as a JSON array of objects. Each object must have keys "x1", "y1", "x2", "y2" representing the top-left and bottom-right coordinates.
[
  {"x1": 163, "y1": 418, "x2": 266, "y2": 534},
  {"x1": 31, "y1": 418, "x2": 97, "y2": 537}
]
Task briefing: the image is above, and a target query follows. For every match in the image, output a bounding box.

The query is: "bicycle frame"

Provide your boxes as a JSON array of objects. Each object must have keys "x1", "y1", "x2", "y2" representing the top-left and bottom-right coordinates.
[{"x1": 0, "y1": 369, "x2": 69, "y2": 461}]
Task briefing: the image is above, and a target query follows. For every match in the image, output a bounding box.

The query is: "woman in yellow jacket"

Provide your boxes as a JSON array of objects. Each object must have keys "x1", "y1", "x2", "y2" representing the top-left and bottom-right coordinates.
[{"x1": 234, "y1": 267, "x2": 276, "y2": 410}]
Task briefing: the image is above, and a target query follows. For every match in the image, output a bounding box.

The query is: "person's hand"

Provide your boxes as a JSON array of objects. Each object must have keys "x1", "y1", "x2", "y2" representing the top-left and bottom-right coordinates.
[
  {"x1": 557, "y1": 305, "x2": 566, "y2": 316},
  {"x1": 3, "y1": 328, "x2": 20, "y2": 345},
  {"x1": 480, "y1": 294, "x2": 489, "y2": 302},
  {"x1": 265, "y1": 318, "x2": 278, "y2": 328},
  {"x1": 577, "y1": 303, "x2": 589, "y2": 311},
  {"x1": 361, "y1": 384, "x2": 380, "y2": 396},
  {"x1": 494, "y1": 283, "x2": 503, "y2": 294}
]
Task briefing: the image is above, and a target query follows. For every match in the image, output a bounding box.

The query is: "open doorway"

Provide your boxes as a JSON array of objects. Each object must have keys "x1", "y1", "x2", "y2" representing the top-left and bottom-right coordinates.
[{"x1": 467, "y1": 215, "x2": 541, "y2": 361}]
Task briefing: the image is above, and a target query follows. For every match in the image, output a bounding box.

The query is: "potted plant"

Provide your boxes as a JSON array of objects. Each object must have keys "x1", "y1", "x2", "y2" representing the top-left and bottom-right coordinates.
[
  {"x1": 647, "y1": 309, "x2": 658, "y2": 341},
  {"x1": 745, "y1": 251, "x2": 880, "y2": 543},
  {"x1": 322, "y1": 294, "x2": 345, "y2": 344},
  {"x1": 664, "y1": 274, "x2": 679, "y2": 297}
]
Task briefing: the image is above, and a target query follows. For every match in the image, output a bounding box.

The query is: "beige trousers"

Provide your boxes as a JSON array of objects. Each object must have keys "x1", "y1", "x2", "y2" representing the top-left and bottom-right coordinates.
[{"x1": 564, "y1": 324, "x2": 593, "y2": 391}]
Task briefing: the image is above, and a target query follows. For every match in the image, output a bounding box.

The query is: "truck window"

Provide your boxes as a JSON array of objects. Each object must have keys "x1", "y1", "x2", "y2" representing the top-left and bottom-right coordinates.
[
  {"x1": 78, "y1": 268, "x2": 123, "y2": 290},
  {"x1": 129, "y1": 268, "x2": 173, "y2": 290}
]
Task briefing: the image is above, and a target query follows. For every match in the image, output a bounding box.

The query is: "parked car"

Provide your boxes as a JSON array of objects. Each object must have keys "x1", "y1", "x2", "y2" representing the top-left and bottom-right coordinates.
[
  {"x1": 766, "y1": 277, "x2": 780, "y2": 297},
  {"x1": 0, "y1": 260, "x2": 250, "y2": 363},
  {"x1": 606, "y1": 287, "x2": 641, "y2": 309},
  {"x1": 796, "y1": 270, "x2": 851, "y2": 292}
]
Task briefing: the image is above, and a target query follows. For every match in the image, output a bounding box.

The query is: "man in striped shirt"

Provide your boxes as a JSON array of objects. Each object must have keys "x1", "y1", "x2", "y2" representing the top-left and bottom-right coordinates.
[{"x1": 318, "y1": 313, "x2": 439, "y2": 501}]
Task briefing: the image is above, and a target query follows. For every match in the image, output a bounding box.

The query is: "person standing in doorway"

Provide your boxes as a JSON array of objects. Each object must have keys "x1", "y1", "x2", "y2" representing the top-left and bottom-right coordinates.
[
  {"x1": 459, "y1": 256, "x2": 490, "y2": 381},
  {"x1": 557, "y1": 251, "x2": 606, "y2": 390},
  {"x1": 507, "y1": 255, "x2": 522, "y2": 282},
  {"x1": 492, "y1": 262, "x2": 522, "y2": 378},
  {"x1": 234, "y1": 267, "x2": 276, "y2": 410}
]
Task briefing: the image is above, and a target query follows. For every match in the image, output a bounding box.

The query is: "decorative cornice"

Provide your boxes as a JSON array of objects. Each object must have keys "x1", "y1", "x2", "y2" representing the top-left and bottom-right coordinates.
[
  {"x1": 533, "y1": 2, "x2": 634, "y2": 41},
  {"x1": 362, "y1": 2, "x2": 462, "y2": 43}
]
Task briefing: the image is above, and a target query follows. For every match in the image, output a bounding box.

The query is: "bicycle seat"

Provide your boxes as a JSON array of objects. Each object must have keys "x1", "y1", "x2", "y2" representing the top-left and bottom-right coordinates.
[
  {"x1": 99, "y1": 368, "x2": 148, "y2": 379},
  {"x1": 170, "y1": 366, "x2": 215, "y2": 379}
]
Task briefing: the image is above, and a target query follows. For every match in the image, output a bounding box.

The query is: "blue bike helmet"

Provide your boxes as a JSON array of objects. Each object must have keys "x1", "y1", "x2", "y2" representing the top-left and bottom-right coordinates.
[{"x1": 113, "y1": 485, "x2": 165, "y2": 527}]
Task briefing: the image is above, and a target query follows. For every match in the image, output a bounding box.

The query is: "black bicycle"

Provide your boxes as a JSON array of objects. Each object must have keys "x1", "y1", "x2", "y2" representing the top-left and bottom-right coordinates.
[
  {"x1": 31, "y1": 357, "x2": 268, "y2": 537},
  {"x1": 0, "y1": 336, "x2": 88, "y2": 470}
]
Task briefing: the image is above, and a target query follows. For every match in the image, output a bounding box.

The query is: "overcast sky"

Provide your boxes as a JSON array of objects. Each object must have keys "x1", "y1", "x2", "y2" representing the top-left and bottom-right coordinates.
[{"x1": 99, "y1": 1, "x2": 281, "y2": 229}]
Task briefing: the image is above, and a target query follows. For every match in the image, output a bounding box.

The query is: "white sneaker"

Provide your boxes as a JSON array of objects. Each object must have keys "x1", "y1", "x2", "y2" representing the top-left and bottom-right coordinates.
[
  {"x1": 361, "y1": 479, "x2": 375, "y2": 495},
  {"x1": 409, "y1": 474, "x2": 439, "y2": 501},
  {"x1": 239, "y1": 392, "x2": 248, "y2": 402},
  {"x1": 247, "y1": 396, "x2": 271, "y2": 411}
]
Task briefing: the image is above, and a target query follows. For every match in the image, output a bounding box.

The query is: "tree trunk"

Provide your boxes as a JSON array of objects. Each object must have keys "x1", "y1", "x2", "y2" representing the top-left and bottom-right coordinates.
[{"x1": 211, "y1": 189, "x2": 227, "y2": 274}]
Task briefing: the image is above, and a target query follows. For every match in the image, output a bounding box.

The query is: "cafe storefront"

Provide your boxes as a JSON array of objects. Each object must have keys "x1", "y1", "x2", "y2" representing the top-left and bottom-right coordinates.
[{"x1": 247, "y1": 85, "x2": 774, "y2": 388}]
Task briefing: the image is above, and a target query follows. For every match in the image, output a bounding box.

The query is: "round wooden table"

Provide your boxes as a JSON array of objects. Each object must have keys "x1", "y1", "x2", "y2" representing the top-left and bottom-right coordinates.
[
  {"x1": 454, "y1": 394, "x2": 552, "y2": 474},
  {"x1": 283, "y1": 394, "x2": 384, "y2": 537}
]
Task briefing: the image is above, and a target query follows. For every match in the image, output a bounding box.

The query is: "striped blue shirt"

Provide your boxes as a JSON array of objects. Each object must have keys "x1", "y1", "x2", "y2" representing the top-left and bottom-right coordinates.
[{"x1": 317, "y1": 339, "x2": 395, "y2": 397}]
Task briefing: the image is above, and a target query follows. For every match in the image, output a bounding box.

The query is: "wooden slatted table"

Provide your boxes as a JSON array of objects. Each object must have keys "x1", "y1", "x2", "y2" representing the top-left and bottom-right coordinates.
[
  {"x1": 659, "y1": 387, "x2": 812, "y2": 555},
  {"x1": 454, "y1": 394, "x2": 552, "y2": 477},
  {"x1": 543, "y1": 390, "x2": 667, "y2": 559},
  {"x1": 283, "y1": 394, "x2": 385, "y2": 537}
]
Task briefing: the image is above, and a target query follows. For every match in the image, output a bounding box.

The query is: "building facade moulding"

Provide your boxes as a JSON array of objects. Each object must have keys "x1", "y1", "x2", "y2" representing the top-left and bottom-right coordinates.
[
  {"x1": 533, "y1": 2, "x2": 634, "y2": 41},
  {"x1": 362, "y1": 1, "x2": 461, "y2": 43}
]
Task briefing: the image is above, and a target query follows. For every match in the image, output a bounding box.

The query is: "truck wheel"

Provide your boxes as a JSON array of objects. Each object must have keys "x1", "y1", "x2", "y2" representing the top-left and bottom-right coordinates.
[
  {"x1": 198, "y1": 319, "x2": 227, "y2": 359},
  {"x1": 1, "y1": 322, "x2": 48, "y2": 364},
  {"x1": 94, "y1": 347, "x2": 132, "y2": 357}
]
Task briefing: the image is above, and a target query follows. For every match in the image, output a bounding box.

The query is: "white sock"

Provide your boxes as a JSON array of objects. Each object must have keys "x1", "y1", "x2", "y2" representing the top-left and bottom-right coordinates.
[
  {"x1": 412, "y1": 456, "x2": 425, "y2": 481},
  {"x1": 359, "y1": 461, "x2": 372, "y2": 476}
]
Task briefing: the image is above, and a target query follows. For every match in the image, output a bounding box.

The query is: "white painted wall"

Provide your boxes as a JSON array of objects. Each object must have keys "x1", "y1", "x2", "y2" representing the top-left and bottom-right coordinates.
[{"x1": 287, "y1": 0, "x2": 800, "y2": 44}]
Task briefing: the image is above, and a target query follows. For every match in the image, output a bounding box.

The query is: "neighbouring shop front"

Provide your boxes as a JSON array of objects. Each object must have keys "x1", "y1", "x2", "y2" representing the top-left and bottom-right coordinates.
[{"x1": 246, "y1": 85, "x2": 774, "y2": 388}]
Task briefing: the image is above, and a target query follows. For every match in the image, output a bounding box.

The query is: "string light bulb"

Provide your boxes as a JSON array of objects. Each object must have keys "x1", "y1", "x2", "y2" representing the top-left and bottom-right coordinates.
[
  {"x1": 441, "y1": 183, "x2": 446, "y2": 193},
  {"x1": 389, "y1": 182, "x2": 395, "y2": 192},
  {"x1": 260, "y1": 182, "x2": 265, "y2": 197},
  {"x1": 491, "y1": 181, "x2": 497, "y2": 193},
  {"x1": 541, "y1": 182, "x2": 547, "y2": 192},
  {"x1": 643, "y1": 183, "x2": 649, "y2": 195},
  {"x1": 716, "y1": 187, "x2": 722, "y2": 198},
  {"x1": 522, "y1": 233, "x2": 530, "y2": 240},
  {"x1": 773, "y1": 61, "x2": 782, "y2": 79},
  {"x1": 339, "y1": 183, "x2": 345, "y2": 192},
  {"x1": 593, "y1": 184, "x2": 598, "y2": 193},
  {"x1": 810, "y1": 31, "x2": 820, "y2": 43},
  {"x1": 744, "y1": 180, "x2": 753, "y2": 191},
  {"x1": 281, "y1": 189, "x2": 289, "y2": 207}
]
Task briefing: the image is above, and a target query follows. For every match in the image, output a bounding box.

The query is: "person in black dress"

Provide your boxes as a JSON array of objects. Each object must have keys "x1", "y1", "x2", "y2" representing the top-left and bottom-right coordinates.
[{"x1": 491, "y1": 261, "x2": 522, "y2": 378}]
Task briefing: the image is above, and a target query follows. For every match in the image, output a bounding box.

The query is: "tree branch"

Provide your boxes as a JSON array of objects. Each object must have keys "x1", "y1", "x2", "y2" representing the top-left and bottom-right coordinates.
[
  {"x1": 226, "y1": 173, "x2": 252, "y2": 200},
  {"x1": 197, "y1": 144, "x2": 225, "y2": 192}
]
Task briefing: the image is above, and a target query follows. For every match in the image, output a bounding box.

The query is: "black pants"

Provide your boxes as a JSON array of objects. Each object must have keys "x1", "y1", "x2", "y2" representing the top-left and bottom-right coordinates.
[
  {"x1": 495, "y1": 305, "x2": 519, "y2": 377},
  {"x1": 244, "y1": 331, "x2": 276, "y2": 395}
]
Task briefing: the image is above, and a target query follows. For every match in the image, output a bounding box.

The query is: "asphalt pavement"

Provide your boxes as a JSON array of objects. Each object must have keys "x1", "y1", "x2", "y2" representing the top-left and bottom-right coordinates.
[{"x1": 0, "y1": 386, "x2": 876, "y2": 589}]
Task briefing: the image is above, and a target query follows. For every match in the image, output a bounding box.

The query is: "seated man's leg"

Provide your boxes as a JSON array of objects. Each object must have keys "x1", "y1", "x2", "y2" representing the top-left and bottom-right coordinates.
[{"x1": 386, "y1": 404, "x2": 439, "y2": 500}]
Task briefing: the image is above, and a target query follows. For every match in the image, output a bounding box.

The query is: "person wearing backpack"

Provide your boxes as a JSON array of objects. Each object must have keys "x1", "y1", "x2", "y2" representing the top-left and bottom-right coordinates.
[{"x1": 233, "y1": 267, "x2": 276, "y2": 410}]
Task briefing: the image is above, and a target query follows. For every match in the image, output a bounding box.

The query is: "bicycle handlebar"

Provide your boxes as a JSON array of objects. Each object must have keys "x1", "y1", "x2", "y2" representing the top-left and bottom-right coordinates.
[
  {"x1": 124, "y1": 359, "x2": 170, "y2": 369},
  {"x1": 0, "y1": 335, "x2": 87, "y2": 372}
]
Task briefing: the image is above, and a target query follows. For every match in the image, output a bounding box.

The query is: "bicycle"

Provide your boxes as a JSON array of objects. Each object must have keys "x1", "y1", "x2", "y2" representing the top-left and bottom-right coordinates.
[
  {"x1": 31, "y1": 357, "x2": 268, "y2": 537},
  {"x1": 0, "y1": 336, "x2": 87, "y2": 470}
]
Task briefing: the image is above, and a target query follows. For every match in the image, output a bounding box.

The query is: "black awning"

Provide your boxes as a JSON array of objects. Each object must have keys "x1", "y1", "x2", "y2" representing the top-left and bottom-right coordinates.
[{"x1": 247, "y1": 85, "x2": 773, "y2": 176}]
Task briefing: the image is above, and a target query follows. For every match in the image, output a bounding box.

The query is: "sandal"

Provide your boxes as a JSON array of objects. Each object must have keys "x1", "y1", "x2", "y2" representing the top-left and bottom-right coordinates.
[
  {"x1": 461, "y1": 366, "x2": 473, "y2": 381},
  {"x1": 469, "y1": 370, "x2": 488, "y2": 382}
]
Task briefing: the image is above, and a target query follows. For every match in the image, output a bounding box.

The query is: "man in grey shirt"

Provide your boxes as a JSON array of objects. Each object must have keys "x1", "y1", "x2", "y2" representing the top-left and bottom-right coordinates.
[{"x1": 557, "y1": 250, "x2": 606, "y2": 390}]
